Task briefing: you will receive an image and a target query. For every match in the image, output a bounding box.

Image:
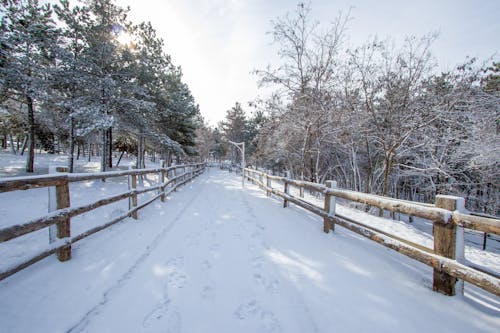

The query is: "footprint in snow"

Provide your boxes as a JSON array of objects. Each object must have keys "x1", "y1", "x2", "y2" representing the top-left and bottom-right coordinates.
[
  {"x1": 168, "y1": 271, "x2": 187, "y2": 289},
  {"x1": 142, "y1": 299, "x2": 171, "y2": 328},
  {"x1": 201, "y1": 260, "x2": 212, "y2": 271},
  {"x1": 234, "y1": 300, "x2": 282, "y2": 333},
  {"x1": 201, "y1": 285, "x2": 215, "y2": 300},
  {"x1": 164, "y1": 256, "x2": 184, "y2": 268},
  {"x1": 235, "y1": 299, "x2": 259, "y2": 320},
  {"x1": 253, "y1": 273, "x2": 280, "y2": 294}
]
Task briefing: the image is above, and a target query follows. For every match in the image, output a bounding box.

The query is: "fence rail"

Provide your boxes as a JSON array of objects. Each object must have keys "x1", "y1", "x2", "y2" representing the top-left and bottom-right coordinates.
[
  {"x1": 243, "y1": 168, "x2": 500, "y2": 297},
  {"x1": 0, "y1": 162, "x2": 205, "y2": 281}
]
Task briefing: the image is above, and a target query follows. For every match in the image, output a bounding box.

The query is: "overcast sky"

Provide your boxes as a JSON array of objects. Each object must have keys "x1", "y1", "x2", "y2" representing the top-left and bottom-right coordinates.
[{"x1": 115, "y1": 0, "x2": 499, "y2": 125}]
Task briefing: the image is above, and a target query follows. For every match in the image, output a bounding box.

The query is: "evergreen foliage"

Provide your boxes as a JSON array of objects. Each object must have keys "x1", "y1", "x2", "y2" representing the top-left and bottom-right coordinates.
[{"x1": 0, "y1": 0, "x2": 201, "y2": 172}]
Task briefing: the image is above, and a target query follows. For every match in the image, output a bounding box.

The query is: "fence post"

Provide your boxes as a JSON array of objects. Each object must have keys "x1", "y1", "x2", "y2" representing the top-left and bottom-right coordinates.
[
  {"x1": 324, "y1": 180, "x2": 337, "y2": 233},
  {"x1": 128, "y1": 166, "x2": 138, "y2": 219},
  {"x1": 48, "y1": 166, "x2": 71, "y2": 261},
  {"x1": 173, "y1": 167, "x2": 177, "y2": 191},
  {"x1": 266, "y1": 174, "x2": 271, "y2": 197},
  {"x1": 433, "y1": 195, "x2": 462, "y2": 295},
  {"x1": 160, "y1": 160, "x2": 166, "y2": 202},
  {"x1": 283, "y1": 171, "x2": 290, "y2": 208}
]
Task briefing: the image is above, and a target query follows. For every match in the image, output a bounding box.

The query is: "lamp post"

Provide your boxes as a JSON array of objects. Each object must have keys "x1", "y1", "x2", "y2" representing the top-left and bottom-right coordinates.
[{"x1": 228, "y1": 140, "x2": 245, "y2": 187}]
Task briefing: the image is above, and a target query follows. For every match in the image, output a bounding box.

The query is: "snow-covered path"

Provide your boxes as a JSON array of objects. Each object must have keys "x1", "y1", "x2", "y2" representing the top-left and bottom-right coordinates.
[{"x1": 0, "y1": 169, "x2": 499, "y2": 332}]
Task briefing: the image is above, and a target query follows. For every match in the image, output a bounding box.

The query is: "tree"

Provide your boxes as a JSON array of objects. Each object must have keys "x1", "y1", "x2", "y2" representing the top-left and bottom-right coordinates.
[
  {"x1": 255, "y1": 2, "x2": 350, "y2": 182},
  {"x1": 348, "y1": 34, "x2": 439, "y2": 196},
  {"x1": 49, "y1": 0, "x2": 93, "y2": 172},
  {"x1": 220, "y1": 102, "x2": 248, "y2": 164},
  {"x1": 0, "y1": 0, "x2": 59, "y2": 172}
]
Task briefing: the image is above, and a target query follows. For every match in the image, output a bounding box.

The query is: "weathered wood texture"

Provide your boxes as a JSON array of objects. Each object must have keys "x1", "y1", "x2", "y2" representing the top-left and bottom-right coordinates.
[
  {"x1": 130, "y1": 173, "x2": 138, "y2": 219},
  {"x1": 55, "y1": 179, "x2": 71, "y2": 261},
  {"x1": 433, "y1": 195, "x2": 459, "y2": 295},
  {"x1": 0, "y1": 176, "x2": 66, "y2": 192}
]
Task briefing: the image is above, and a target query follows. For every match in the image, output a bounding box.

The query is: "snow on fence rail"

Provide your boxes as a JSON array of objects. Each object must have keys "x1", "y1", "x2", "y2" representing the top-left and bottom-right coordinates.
[
  {"x1": 0, "y1": 162, "x2": 205, "y2": 281},
  {"x1": 243, "y1": 168, "x2": 500, "y2": 297}
]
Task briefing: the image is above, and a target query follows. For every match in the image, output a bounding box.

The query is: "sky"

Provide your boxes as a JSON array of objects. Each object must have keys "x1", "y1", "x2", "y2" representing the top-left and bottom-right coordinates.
[{"x1": 114, "y1": 0, "x2": 499, "y2": 125}]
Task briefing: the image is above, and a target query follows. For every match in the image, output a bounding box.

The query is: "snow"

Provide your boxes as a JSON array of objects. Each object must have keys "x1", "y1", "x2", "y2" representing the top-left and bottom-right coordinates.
[{"x1": 0, "y1": 155, "x2": 499, "y2": 332}]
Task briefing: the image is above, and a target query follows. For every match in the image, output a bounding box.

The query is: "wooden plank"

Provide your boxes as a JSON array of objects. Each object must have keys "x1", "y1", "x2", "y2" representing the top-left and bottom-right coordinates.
[
  {"x1": 326, "y1": 188, "x2": 450, "y2": 223},
  {"x1": 0, "y1": 176, "x2": 66, "y2": 193},
  {"x1": 452, "y1": 212, "x2": 500, "y2": 235},
  {"x1": 0, "y1": 191, "x2": 133, "y2": 243},
  {"x1": 0, "y1": 241, "x2": 65, "y2": 281}
]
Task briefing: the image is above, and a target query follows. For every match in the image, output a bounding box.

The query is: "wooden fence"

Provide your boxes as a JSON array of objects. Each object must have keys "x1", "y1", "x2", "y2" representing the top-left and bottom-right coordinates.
[
  {"x1": 243, "y1": 168, "x2": 500, "y2": 297},
  {"x1": 0, "y1": 162, "x2": 205, "y2": 281}
]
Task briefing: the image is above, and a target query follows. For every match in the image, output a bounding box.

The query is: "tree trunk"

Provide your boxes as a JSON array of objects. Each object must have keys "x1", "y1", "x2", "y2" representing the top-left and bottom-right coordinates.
[
  {"x1": 19, "y1": 136, "x2": 28, "y2": 155},
  {"x1": 76, "y1": 142, "x2": 81, "y2": 160},
  {"x1": 26, "y1": 96, "x2": 35, "y2": 173},
  {"x1": 116, "y1": 150, "x2": 125, "y2": 167},
  {"x1": 100, "y1": 129, "x2": 107, "y2": 173},
  {"x1": 8, "y1": 134, "x2": 17, "y2": 155},
  {"x1": 382, "y1": 154, "x2": 393, "y2": 197},
  {"x1": 365, "y1": 138, "x2": 373, "y2": 193},
  {"x1": 136, "y1": 133, "x2": 143, "y2": 169},
  {"x1": 107, "y1": 127, "x2": 112, "y2": 168},
  {"x1": 68, "y1": 116, "x2": 75, "y2": 173}
]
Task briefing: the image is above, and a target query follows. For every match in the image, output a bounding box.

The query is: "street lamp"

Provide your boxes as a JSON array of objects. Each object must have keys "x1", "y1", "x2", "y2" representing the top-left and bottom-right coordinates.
[{"x1": 228, "y1": 140, "x2": 245, "y2": 187}]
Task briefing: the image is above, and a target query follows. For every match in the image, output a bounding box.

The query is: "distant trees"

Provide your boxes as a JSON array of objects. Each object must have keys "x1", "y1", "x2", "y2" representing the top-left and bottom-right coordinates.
[
  {"x1": 251, "y1": 3, "x2": 499, "y2": 214},
  {"x1": 0, "y1": 0, "x2": 200, "y2": 172}
]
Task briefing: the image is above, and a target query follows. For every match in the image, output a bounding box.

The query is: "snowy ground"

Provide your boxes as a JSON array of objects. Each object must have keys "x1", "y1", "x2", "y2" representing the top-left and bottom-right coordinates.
[{"x1": 0, "y1": 159, "x2": 499, "y2": 332}]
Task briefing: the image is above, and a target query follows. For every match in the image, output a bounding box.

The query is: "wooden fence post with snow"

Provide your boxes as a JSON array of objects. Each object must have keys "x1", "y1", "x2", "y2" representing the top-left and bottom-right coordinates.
[
  {"x1": 160, "y1": 160, "x2": 166, "y2": 202},
  {"x1": 48, "y1": 166, "x2": 71, "y2": 261},
  {"x1": 128, "y1": 166, "x2": 138, "y2": 220},
  {"x1": 283, "y1": 172, "x2": 290, "y2": 208},
  {"x1": 173, "y1": 167, "x2": 177, "y2": 191},
  {"x1": 324, "y1": 180, "x2": 337, "y2": 233},
  {"x1": 433, "y1": 195, "x2": 462, "y2": 295},
  {"x1": 266, "y1": 174, "x2": 271, "y2": 197}
]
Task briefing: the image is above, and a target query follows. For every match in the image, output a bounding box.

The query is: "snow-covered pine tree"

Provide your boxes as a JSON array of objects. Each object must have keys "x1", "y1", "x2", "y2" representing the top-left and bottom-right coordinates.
[
  {"x1": 47, "y1": 0, "x2": 94, "y2": 172},
  {"x1": 0, "y1": 0, "x2": 59, "y2": 172},
  {"x1": 82, "y1": 0, "x2": 130, "y2": 172}
]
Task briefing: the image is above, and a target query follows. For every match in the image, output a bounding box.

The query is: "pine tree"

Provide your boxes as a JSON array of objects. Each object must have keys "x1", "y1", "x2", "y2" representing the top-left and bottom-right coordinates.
[
  {"x1": 49, "y1": 0, "x2": 93, "y2": 172},
  {"x1": 0, "y1": 0, "x2": 59, "y2": 172}
]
